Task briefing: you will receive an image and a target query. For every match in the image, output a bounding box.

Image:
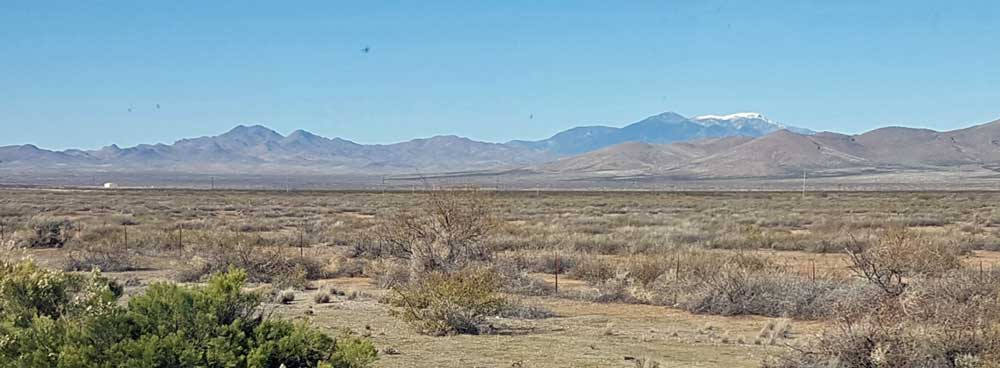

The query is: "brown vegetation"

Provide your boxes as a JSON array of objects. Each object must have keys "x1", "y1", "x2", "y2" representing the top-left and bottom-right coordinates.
[{"x1": 4, "y1": 188, "x2": 1000, "y2": 366}]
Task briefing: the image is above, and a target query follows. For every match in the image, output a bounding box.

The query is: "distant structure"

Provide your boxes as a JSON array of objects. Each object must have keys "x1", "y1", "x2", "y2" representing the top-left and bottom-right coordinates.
[{"x1": 102, "y1": 182, "x2": 118, "y2": 189}]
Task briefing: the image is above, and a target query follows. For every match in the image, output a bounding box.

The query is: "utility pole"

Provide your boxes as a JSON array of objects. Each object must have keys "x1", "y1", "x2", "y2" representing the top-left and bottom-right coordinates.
[
  {"x1": 381, "y1": 176, "x2": 386, "y2": 194},
  {"x1": 210, "y1": 176, "x2": 215, "y2": 190}
]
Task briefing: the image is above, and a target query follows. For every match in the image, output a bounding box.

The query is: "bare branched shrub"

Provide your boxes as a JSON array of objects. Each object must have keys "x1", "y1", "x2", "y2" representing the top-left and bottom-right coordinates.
[
  {"x1": 679, "y1": 260, "x2": 871, "y2": 319},
  {"x1": 364, "y1": 259, "x2": 411, "y2": 288},
  {"x1": 178, "y1": 236, "x2": 325, "y2": 289},
  {"x1": 63, "y1": 242, "x2": 136, "y2": 272},
  {"x1": 845, "y1": 228, "x2": 962, "y2": 296},
  {"x1": 769, "y1": 233, "x2": 996, "y2": 367},
  {"x1": 18, "y1": 218, "x2": 74, "y2": 248},
  {"x1": 375, "y1": 188, "x2": 499, "y2": 273}
]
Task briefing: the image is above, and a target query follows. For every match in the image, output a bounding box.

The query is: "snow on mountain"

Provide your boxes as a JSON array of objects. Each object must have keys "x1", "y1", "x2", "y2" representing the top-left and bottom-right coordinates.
[{"x1": 694, "y1": 112, "x2": 814, "y2": 135}]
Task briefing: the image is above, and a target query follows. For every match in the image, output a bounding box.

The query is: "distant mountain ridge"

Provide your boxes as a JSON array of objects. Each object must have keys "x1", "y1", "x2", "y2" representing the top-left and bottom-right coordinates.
[
  {"x1": 0, "y1": 124, "x2": 555, "y2": 173},
  {"x1": 8, "y1": 112, "x2": 1000, "y2": 181},
  {"x1": 542, "y1": 118, "x2": 1000, "y2": 178},
  {"x1": 0, "y1": 111, "x2": 810, "y2": 174},
  {"x1": 508, "y1": 112, "x2": 813, "y2": 155}
]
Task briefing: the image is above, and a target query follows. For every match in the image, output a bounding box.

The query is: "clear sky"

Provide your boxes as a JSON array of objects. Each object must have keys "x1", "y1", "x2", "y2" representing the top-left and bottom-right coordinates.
[{"x1": 2, "y1": 0, "x2": 999, "y2": 150}]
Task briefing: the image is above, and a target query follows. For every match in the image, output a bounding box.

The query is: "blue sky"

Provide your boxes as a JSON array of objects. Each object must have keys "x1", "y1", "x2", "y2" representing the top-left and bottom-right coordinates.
[{"x1": 2, "y1": 1, "x2": 999, "y2": 150}]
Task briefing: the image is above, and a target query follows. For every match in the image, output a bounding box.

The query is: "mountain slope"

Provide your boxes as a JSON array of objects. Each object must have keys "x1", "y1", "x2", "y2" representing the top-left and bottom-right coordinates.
[
  {"x1": 540, "y1": 136, "x2": 753, "y2": 173},
  {"x1": 545, "y1": 118, "x2": 1000, "y2": 179},
  {"x1": 679, "y1": 130, "x2": 872, "y2": 177}
]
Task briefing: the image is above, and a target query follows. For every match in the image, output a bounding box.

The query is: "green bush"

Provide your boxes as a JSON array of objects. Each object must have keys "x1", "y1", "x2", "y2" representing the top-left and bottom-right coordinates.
[
  {"x1": 0, "y1": 260, "x2": 376, "y2": 368},
  {"x1": 388, "y1": 267, "x2": 509, "y2": 336}
]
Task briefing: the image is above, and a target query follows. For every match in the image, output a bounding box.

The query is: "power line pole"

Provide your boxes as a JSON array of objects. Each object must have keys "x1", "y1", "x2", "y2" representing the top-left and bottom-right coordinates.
[{"x1": 210, "y1": 176, "x2": 215, "y2": 190}]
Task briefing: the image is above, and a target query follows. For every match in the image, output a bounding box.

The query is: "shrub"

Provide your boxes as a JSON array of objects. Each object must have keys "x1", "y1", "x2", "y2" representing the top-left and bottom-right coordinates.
[
  {"x1": 490, "y1": 260, "x2": 554, "y2": 296},
  {"x1": 570, "y1": 256, "x2": 618, "y2": 284},
  {"x1": 364, "y1": 259, "x2": 411, "y2": 288},
  {"x1": 19, "y1": 218, "x2": 74, "y2": 248},
  {"x1": 767, "y1": 241, "x2": 997, "y2": 367},
  {"x1": 376, "y1": 188, "x2": 499, "y2": 273},
  {"x1": 845, "y1": 228, "x2": 963, "y2": 296},
  {"x1": 329, "y1": 336, "x2": 379, "y2": 368},
  {"x1": 680, "y1": 266, "x2": 869, "y2": 319},
  {"x1": 276, "y1": 289, "x2": 297, "y2": 304},
  {"x1": 0, "y1": 261, "x2": 121, "y2": 327},
  {"x1": 387, "y1": 267, "x2": 509, "y2": 336},
  {"x1": 178, "y1": 239, "x2": 326, "y2": 289},
  {"x1": 0, "y1": 261, "x2": 377, "y2": 368},
  {"x1": 314, "y1": 292, "x2": 332, "y2": 304},
  {"x1": 63, "y1": 241, "x2": 136, "y2": 272},
  {"x1": 327, "y1": 255, "x2": 366, "y2": 278}
]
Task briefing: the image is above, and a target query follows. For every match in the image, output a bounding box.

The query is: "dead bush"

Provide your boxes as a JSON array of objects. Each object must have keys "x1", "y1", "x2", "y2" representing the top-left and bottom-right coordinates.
[
  {"x1": 768, "y1": 237, "x2": 997, "y2": 367},
  {"x1": 19, "y1": 218, "x2": 74, "y2": 248},
  {"x1": 327, "y1": 255, "x2": 366, "y2": 278},
  {"x1": 681, "y1": 267, "x2": 871, "y2": 319},
  {"x1": 490, "y1": 259, "x2": 554, "y2": 296},
  {"x1": 63, "y1": 242, "x2": 136, "y2": 272},
  {"x1": 178, "y1": 239, "x2": 326, "y2": 289},
  {"x1": 364, "y1": 259, "x2": 411, "y2": 289},
  {"x1": 570, "y1": 256, "x2": 618, "y2": 284},
  {"x1": 846, "y1": 228, "x2": 963, "y2": 296},
  {"x1": 376, "y1": 188, "x2": 499, "y2": 273}
]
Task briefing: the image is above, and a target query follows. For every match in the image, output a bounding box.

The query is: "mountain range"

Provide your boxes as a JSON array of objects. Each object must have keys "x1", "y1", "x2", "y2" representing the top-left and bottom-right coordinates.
[
  {"x1": 508, "y1": 112, "x2": 812, "y2": 155},
  {"x1": 0, "y1": 112, "x2": 805, "y2": 174},
  {"x1": 542, "y1": 118, "x2": 1000, "y2": 178},
  {"x1": 4, "y1": 112, "x2": 1000, "y2": 183}
]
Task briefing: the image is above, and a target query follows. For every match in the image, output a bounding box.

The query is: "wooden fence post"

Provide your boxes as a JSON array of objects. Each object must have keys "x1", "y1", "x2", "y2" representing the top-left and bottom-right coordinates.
[
  {"x1": 178, "y1": 226, "x2": 183, "y2": 257},
  {"x1": 554, "y1": 246, "x2": 560, "y2": 293}
]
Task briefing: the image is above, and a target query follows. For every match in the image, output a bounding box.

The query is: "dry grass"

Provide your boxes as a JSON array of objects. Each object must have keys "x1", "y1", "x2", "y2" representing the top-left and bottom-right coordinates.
[{"x1": 3, "y1": 188, "x2": 1000, "y2": 366}]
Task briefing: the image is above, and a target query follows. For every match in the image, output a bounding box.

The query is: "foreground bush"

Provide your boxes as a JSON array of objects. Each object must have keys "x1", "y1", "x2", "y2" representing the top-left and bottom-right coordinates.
[
  {"x1": 0, "y1": 261, "x2": 376, "y2": 368},
  {"x1": 766, "y1": 231, "x2": 994, "y2": 367},
  {"x1": 387, "y1": 267, "x2": 510, "y2": 336}
]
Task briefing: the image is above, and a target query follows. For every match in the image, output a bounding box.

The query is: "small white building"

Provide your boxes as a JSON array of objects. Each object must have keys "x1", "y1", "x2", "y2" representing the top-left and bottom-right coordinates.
[{"x1": 102, "y1": 182, "x2": 118, "y2": 189}]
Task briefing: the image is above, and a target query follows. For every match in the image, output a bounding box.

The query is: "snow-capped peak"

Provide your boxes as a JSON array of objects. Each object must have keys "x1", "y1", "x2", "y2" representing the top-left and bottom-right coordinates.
[
  {"x1": 694, "y1": 112, "x2": 769, "y2": 122},
  {"x1": 693, "y1": 112, "x2": 788, "y2": 129},
  {"x1": 690, "y1": 112, "x2": 815, "y2": 135}
]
